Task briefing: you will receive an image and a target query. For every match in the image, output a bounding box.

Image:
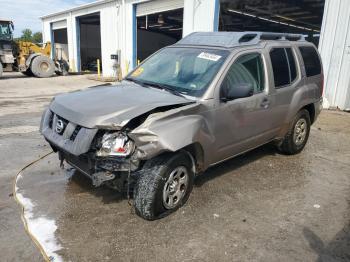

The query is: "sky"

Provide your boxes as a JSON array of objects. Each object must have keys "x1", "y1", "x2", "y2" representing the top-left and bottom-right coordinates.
[{"x1": 0, "y1": 0, "x2": 96, "y2": 37}]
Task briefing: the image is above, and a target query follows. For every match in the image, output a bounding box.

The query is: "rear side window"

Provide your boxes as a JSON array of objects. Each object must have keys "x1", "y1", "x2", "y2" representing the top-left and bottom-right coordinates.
[
  {"x1": 270, "y1": 47, "x2": 298, "y2": 88},
  {"x1": 299, "y1": 46, "x2": 321, "y2": 77}
]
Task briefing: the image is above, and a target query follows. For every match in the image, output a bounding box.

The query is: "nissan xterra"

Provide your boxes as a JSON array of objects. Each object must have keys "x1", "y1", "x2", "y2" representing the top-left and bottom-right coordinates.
[{"x1": 40, "y1": 32, "x2": 323, "y2": 220}]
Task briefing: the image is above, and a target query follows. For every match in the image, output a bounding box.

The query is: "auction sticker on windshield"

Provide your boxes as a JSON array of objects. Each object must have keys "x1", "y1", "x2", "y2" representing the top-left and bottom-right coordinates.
[{"x1": 197, "y1": 52, "x2": 222, "y2": 62}]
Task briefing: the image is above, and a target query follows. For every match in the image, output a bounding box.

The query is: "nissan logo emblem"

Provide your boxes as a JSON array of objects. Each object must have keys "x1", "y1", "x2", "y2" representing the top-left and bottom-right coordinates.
[{"x1": 55, "y1": 119, "x2": 65, "y2": 134}]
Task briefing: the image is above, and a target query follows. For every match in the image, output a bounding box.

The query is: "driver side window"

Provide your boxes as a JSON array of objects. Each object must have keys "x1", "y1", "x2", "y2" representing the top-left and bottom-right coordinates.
[{"x1": 222, "y1": 53, "x2": 265, "y2": 97}]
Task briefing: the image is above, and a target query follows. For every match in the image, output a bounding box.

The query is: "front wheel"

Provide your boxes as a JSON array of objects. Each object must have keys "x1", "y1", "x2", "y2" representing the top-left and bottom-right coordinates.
[
  {"x1": 133, "y1": 152, "x2": 194, "y2": 220},
  {"x1": 278, "y1": 109, "x2": 311, "y2": 155}
]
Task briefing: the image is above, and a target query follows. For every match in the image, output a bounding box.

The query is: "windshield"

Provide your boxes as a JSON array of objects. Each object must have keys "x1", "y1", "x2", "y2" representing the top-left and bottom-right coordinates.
[
  {"x1": 127, "y1": 47, "x2": 230, "y2": 97},
  {"x1": 0, "y1": 22, "x2": 12, "y2": 40}
]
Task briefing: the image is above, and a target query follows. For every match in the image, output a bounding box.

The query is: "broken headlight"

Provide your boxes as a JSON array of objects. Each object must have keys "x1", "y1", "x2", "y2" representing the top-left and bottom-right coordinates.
[{"x1": 96, "y1": 133, "x2": 135, "y2": 157}]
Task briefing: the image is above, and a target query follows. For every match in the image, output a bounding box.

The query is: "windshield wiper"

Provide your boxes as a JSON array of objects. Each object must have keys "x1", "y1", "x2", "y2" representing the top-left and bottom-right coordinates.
[
  {"x1": 125, "y1": 77, "x2": 185, "y2": 98},
  {"x1": 141, "y1": 81, "x2": 186, "y2": 98},
  {"x1": 125, "y1": 77, "x2": 149, "y2": 88}
]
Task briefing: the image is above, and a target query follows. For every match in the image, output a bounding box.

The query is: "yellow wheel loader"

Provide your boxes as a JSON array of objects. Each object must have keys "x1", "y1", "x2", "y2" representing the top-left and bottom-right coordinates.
[{"x1": 0, "y1": 19, "x2": 67, "y2": 78}]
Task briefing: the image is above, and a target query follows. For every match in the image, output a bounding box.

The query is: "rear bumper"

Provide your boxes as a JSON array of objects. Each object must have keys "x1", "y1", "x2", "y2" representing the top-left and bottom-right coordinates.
[{"x1": 314, "y1": 97, "x2": 323, "y2": 123}]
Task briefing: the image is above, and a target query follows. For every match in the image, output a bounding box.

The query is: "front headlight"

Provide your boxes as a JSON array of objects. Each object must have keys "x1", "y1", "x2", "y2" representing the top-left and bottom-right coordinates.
[{"x1": 96, "y1": 132, "x2": 135, "y2": 157}]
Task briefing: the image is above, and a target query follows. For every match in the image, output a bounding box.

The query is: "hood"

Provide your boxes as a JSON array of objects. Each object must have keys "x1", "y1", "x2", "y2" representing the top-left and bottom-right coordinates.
[{"x1": 50, "y1": 82, "x2": 193, "y2": 129}]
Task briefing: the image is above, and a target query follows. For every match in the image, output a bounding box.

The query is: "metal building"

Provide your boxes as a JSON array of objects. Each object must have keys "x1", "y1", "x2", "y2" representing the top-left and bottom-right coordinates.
[
  {"x1": 41, "y1": 0, "x2": 350, "y2": 110},
  {"x1": 318, "y1": 0, "x2": 350, "y2": 110}
]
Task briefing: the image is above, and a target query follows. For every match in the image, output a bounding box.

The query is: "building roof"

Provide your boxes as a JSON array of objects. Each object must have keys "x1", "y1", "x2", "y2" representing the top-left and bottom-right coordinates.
[{"x1": 40, "y1": 0, "x2": 116, "y2": 20}]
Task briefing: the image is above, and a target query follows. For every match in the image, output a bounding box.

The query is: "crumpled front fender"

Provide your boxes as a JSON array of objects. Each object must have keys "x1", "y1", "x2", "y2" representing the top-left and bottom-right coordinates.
[{"x1": 129, "y1": 103, "x2": 214, "y2": 168}]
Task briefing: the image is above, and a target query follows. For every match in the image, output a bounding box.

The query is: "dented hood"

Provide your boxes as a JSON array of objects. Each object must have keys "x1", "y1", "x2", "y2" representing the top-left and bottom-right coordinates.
[{"x1": 49, "y1": 82, "x2": 193, "y2": 129}]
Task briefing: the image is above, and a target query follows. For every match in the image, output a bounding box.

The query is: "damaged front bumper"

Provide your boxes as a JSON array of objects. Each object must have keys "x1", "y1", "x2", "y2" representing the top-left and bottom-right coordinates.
[
  {"x1": 40, "y1": 109, "x2": 140, "y2": 188},
  {"x1": 60, "y1": 151, "x2": 139, "y2": 188}
]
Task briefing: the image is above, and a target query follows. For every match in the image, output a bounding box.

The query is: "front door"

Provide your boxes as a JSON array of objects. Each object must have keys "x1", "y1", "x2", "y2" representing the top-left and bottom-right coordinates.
[{"x1": 212, "y1": 51, "x2": 278, "y2": 163}]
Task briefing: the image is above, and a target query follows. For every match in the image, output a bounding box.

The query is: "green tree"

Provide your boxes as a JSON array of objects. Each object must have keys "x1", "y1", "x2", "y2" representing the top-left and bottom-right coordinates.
[
  {"x1": 21, "y1": 29, "x2": 32, "y2": 42},
  {"x1": 32, "y1": 32, "x2": 42, "y2": 43}
]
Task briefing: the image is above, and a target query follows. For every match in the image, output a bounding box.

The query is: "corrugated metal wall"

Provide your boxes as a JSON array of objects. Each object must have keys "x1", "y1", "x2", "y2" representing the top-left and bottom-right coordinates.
[
  {"x1": 319, "y1": 0, "x2": 350, "y2": 110},
  {"x1": 183, "y1": 0, "x2": 217, "y2": 36},
  {"x1": 43, "y1": 1, "x2": 127, "y2": 77}
]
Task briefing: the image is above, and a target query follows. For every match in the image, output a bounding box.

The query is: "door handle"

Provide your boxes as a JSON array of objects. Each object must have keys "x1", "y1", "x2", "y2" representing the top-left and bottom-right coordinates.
[{"x1": 260, "y1": 98, "x2": 270, "y2": 108}]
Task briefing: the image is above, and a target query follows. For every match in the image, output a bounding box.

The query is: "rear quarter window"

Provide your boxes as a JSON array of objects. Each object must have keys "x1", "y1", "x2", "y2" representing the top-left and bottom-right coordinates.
[{"x1": 299, "y1": 46, "x2": 321, "y2": 77}]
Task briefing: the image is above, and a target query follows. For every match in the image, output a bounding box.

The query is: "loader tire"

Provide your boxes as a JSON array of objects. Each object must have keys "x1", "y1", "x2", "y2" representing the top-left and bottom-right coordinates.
[
  {"x1": 21, "y1": 68, "x2": 34, "y2": 77},
  {"x1": 30, "y1": 55, "x2": 55, "y2": 78}
]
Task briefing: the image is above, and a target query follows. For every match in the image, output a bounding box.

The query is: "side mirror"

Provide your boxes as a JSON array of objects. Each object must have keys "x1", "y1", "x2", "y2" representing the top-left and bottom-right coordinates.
[{"x1": 221, "y1": 82, "x2": 254, "y2": 102}]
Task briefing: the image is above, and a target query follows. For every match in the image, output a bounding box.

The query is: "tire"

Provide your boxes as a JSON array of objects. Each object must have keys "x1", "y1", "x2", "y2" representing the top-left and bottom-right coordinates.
[
  {"x1": 30, "y1": 55, "x2": 55, "y2": 78},
  {"x1": 133, "y1": 152, "x2": 194, "y2": 220},
  {"x1": 55, "y1": 60, "x2": 69, "y2": 76},
  {"x1": 278, "y1": 109, "x2": 311, "y2": 155},
  {"x1": 21, "y1": 68, "x2": 34, "y2": 77},
  {"x1": 0, "y1": 63, "x2": 3, "y2": 77}
]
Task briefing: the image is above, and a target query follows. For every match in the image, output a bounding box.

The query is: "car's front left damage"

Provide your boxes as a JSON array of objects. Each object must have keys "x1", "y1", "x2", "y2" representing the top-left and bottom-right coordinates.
[{"x1": 39, "y1": 83, "x2": 206, "y2": 191}]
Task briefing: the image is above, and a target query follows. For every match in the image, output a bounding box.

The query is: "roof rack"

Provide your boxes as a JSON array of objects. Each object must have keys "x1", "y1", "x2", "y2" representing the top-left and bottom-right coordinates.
[{"x1": 175, "y1": 31, "x2": 306, "y2": 48}]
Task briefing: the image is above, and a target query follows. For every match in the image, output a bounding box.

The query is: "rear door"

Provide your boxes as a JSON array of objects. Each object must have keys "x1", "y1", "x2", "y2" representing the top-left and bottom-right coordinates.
[{"x1": 266, "y1": 46, "x2": 301, "y2": 132}]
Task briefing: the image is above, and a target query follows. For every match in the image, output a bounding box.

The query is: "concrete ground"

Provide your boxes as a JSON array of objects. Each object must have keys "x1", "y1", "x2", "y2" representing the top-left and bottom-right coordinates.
[{"x1": 1, "y1": 72, "x2": 350, "y2": 262}]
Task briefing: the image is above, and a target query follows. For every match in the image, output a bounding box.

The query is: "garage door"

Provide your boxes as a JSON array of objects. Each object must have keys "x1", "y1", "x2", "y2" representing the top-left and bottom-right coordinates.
[
  {"x1": 52, "y1": 20, "x2": 67, "y2": 30},
  {"x1": 136, "y1": 0, "x2": 184, "y2": 17}
]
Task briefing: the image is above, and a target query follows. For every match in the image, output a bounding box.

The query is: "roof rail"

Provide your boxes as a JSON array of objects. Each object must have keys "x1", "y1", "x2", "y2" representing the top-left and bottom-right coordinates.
[
  {"x1": 249, "y1": 32, "x2": 305, "y2": 42},
  {"x1": 176, "y1": 31, "x2": 306, "y2": 48}
]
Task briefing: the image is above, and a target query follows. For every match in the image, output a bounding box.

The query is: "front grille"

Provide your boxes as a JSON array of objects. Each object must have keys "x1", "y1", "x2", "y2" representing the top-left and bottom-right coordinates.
[
  {"x1": 49, "y1": 112, "x2": 82, "y2": 140},
  {"x1": 70, "y1": 126, "x2": 81, "y2": 141},
  {"x1": 41, "y1": 108, "x2": 99, "y2": 156},
  {"x1": 48, "y1": 111, "x2": 54, "y2": 128}
]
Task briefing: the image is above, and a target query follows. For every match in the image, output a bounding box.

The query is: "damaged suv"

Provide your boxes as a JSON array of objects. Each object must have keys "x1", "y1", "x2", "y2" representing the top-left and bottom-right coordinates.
[{"x1": 40, "y1": 32, "x2": 323, "y2": 220}]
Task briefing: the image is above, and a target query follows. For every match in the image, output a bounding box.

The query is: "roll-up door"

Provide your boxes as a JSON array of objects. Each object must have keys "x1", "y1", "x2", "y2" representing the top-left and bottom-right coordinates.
[
  {"x1": 136, "y1": 0, "x2": 184, "y2": 17},
  {"x1": 52, "y1": 20, "x2": 67, "y2": 30}
]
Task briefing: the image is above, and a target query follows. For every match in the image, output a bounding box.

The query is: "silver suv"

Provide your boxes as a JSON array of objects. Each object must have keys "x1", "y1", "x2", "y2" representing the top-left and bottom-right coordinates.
[{"x1": 40, "y1": 32, "x2": 323, "y2": 220}]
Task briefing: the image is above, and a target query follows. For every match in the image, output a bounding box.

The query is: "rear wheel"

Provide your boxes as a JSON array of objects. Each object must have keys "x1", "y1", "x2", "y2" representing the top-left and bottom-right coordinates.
[
  {"x1": 133, "y1": 152, "x2": 194, "y2": 220},
  {"x1": 278, "y1": 109, "x2": 311, "y2": 155},
  {"x1": 30, "y1": 55, "x2": 55, "y2": 78}
]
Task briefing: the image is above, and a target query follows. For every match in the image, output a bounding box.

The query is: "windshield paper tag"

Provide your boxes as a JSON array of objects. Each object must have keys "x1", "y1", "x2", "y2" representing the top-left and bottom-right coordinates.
[{"x1": 197, "y1": 52, "x2": 222, "y2": 61}]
